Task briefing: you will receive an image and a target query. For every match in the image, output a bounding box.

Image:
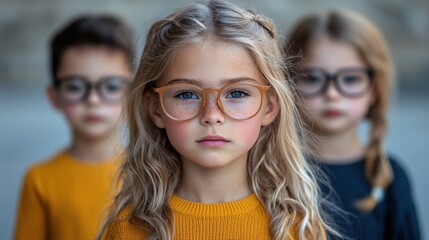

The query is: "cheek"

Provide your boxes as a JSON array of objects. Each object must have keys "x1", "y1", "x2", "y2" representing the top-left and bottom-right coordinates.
[
  {"x1": 105, "y1": 105, "x2": 123, "y2": 121},
  {"x1": 235, "y1": 118, "x2": 263, "y2": 147},
  {"x1": 62, "y1": 105, "x2": 84, "y2": 123},
  {"x1": 347, "y1": 97, "x2": 372, "y2": 119},
  {"x1": 164, "y1": 120, "x2": 192, "y2": 146},
  {"x1": 302, "y1": 98, "x2": 322, "y2": 117}
]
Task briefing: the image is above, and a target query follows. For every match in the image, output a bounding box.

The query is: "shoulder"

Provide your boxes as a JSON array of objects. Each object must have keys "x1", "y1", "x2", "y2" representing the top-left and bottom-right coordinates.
[
  {"x1": 18, "y1": 151, "x2": 65, "y2": 204},
  {"x1": 23, "y1": 151, "x2": 66, "y2": 184},
  {"x1": 27, "y1": 150, "x2": 67, "y2": 172},
  {"x1": 387, "y1": 154, "x2": 413, "y2": 193},
  {"x1": 288, "y1": 213, "x2": 326, "y2": 240},
  {"x1": 103, "y1": 207, "x2": 150, "y2": 240},
  {"x1": 385, "y1": 154, "x2": 419, "y2": 209},
  {"x1": 384, "y1": 155, "x2": 422, "y2": 239}
]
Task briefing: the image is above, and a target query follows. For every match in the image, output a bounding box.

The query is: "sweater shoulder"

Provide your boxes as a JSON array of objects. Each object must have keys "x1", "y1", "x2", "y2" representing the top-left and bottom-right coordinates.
[
  {"x1": 27, "y1": 150, "x2": 66, "y2": 171},
  {"x1": 384, "y1": 155, "x2": 421, "y2": 239},
  {"x1": 103, "y1": 207, "x2": 150, "y2": 239},
  {"x1": 24, "y1": 151, "x2": 66, "y2": 182},
  {"x1": 386, "y1": 154, "x2": 413, "y2": 194}
]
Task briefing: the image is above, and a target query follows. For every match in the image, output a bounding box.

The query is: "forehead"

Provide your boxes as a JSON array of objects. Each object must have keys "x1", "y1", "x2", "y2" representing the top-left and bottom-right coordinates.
[
  {"x1": 57, "y1": 45, "x2": 131, "y2": 80},
  {"x1": 163, "y1": 39, "x2": 265, "y2": 87},
  {"x1": 303, "y1": 36, "x2": 367, "y2": 72}
]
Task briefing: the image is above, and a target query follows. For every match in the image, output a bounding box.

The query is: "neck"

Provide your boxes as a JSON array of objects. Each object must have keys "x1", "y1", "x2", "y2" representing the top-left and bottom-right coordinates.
[
  {"x1": 317, "y1": 126, "x2": 365, "y2": 164},
  {"x1": 68, "y1": 132, "x2": 122, "y2": 162},
  {"x1": 177, "y1": 157, "x2": 252, "y2": 203}
]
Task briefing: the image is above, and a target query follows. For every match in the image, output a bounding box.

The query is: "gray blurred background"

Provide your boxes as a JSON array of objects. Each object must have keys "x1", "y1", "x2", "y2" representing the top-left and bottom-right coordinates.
[{"x1": 0, "y1": 0, "x2": 428, "y2": 239}]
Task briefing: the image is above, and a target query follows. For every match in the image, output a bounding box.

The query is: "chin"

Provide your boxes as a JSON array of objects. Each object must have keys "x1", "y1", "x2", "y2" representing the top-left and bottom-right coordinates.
[
  {"x1": 79, "y1": 129, "x2": 114, "y2": 141},
  {"x1": 185, "y1": 155, "x2": 235, "y2": 169},
  {"x1": 313, "y1": 118, "x2": 346, "y2": 133},
  {"x1": 318, "y1": 124, "x2": 348, "y2": 135},
  {"x1": 320, "y1": 129, "x2": 343, "y2": 136}
]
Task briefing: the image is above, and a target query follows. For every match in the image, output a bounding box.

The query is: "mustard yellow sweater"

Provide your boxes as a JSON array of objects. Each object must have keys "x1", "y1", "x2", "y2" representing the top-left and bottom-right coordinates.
[
  {"x1": 105, "y1": 194, "x2": 299, "y2": 239},
  {"x1": 14, "y1": 150, "x2": 118, "y2": 240}
]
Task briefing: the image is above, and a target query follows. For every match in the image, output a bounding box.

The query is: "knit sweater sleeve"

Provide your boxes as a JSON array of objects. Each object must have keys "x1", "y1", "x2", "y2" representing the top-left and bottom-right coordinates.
[
  {"x1": 14, "y1": 167, "x2": 49, "y2": 240},
  {"x1": 385, "y1": 156, "x2": 421, "y2": 240}
]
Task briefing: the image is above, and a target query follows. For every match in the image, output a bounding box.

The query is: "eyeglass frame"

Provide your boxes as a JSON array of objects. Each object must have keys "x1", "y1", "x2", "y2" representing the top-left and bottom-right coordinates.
[
  {"x1": 295, "y1": 67, "x2": 375, "y2": 98},
  {"x1": 53, "y1": 75, "x2": 131, "y2": 104},
  {"x1": 152, "y1": 82, "x2": 272, "y2": 121}
]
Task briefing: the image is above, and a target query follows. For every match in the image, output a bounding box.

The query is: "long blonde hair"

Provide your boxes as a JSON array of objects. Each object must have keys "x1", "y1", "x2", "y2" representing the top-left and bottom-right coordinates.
[
  {"x1": 101, "y1": 1, "x2": 332, "y2": 239},
  {"x1": 285, "y1": 9, "x2": 395, "y2": 212}
]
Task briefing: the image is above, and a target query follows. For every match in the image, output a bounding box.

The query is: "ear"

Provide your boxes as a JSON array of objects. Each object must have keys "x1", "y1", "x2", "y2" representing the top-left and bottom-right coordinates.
[
  {"x1": 261, "y1": 93, "x2": 280, "y2": 126},
  {"x1": 146, "y1": 92, "x2": 166, "y2": 129},
  {"x1": 46, "y1": 86, "x2": 62, "y2": 109}
]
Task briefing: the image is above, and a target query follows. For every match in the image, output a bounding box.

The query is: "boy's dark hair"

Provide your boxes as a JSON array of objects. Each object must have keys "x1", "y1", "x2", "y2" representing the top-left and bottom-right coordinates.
[{"x1": 50, "y1": 15, "x2": 134, "y2": 83}]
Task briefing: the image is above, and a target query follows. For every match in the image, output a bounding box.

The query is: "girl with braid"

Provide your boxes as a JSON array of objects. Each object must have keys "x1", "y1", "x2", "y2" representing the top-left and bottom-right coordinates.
[
  {"x1": 99, "y1": 1, "x2": 335, "y2": 239},
  {"x1": 285, "y1": 9, "x2": 421, "y2": 240}
]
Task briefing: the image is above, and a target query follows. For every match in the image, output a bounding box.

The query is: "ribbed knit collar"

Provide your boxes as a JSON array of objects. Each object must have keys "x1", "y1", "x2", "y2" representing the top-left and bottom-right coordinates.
[{"x1": 169, "y1": 193, "x2": 261, "y2": 217}]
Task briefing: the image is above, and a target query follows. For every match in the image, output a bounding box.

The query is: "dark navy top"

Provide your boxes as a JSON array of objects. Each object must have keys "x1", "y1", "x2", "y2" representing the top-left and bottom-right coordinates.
[{"x1": 318, "y1": 155, "x2": 421, "y2": 240}]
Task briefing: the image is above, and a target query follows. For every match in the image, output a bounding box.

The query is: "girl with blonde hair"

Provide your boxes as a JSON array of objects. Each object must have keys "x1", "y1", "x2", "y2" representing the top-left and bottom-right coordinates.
[
  {"x1": 285, "y1": 9, "x2": 421, "y2": 240},
  {"x1": 100, "y1": 1, "x2": 334, "y2": 239}
]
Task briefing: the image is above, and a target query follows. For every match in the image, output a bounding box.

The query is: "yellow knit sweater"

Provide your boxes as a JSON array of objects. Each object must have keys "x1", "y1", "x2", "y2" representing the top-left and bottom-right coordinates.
[
  {"x1": 105, "y1": 194, "x2": 299, "y2": 239},
  {"x1": 14, "y1": 150, "x2": 119, "y2": 240}
]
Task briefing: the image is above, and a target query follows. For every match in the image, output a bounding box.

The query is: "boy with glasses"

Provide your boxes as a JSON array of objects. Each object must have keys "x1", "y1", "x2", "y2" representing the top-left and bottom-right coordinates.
[{"x1": 14, "y1": 15, "x2": 134, "y2": 240}]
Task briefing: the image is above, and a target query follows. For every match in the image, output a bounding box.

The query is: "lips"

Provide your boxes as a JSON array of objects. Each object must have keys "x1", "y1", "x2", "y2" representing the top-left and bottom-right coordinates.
[
  {"x1": 84, "y1": 114, "x2": 104, "y2": 123},
  {"x1": 196, "y1": 135, "x2": 230, "y2": 147},
  {"x1": 323, "y1": 109, "x2": 343, "y2": 118}
]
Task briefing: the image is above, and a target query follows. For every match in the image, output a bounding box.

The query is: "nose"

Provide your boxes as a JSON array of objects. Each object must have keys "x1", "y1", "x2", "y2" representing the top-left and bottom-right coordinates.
[
  {"x1": 86, "y1": 87, "x2": 102, "y2": 106},
  {"x1": 324, "y1": 82, "x2": 341, "y2": 101},
  {"x1": 199, "y1": 91, "x2": 225, "y2": 126}
]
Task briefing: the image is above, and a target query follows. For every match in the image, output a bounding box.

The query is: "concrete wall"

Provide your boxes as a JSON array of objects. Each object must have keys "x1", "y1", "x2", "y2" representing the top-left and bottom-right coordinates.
[{"x1": 1, "y1": 0, "x2": 428, "y2": 89}]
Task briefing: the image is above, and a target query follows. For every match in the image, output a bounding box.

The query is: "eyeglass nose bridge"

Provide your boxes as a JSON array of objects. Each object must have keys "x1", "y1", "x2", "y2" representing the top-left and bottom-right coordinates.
[
  {"x1": 199, "y1": 88, "x2": 226, "y2": 116},
  {"x1": 81, "y1": 82, "x2": 104, "y2": 102},
  {"x1": 320, "y1": 72, "x2": 342, "y2": 96}
]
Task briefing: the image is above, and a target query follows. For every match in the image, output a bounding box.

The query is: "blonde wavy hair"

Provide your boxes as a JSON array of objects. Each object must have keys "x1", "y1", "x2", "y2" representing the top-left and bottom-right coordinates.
[
  {"x1": 100, "y1": 1, "x2": 334, "y2": 239},
  {"x1": 285, "y1": 9, "x2": 395, "y2": 212}
]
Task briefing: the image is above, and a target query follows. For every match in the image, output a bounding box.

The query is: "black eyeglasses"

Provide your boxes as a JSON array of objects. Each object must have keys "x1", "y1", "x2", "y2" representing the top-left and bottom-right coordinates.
[
  {"x1": 54, "y1": 75, "x2": 130, "y2": 104},
  {"x1": 294, "y1": 67, "x2": 374, "y2": 98}
]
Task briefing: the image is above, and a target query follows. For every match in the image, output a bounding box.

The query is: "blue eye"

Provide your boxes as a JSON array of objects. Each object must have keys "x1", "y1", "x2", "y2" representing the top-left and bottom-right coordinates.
[
  {"x1": 226, "y1": 90, "x2": 248, "y2": 98},
  {"x1": 175, "y1": 91, "x2": 199, "y2": 99},
  {"x1": 65, "y1": 82, "x2": 85, "y2": 92},
  {"x1": 105, "y1": 81, "x2": 122, "y2": 92},
  {"x1": 305, "y1": 75, "x2": 323, "y2": 84},
  {"x1": 343, "y1": 75, "x2": 360, "y2": 84}
]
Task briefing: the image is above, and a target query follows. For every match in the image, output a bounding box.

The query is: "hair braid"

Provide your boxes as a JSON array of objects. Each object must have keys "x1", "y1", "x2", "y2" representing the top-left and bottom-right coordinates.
[{"x1": 356, "y1": 94, "x2": 393, "y2": 211}]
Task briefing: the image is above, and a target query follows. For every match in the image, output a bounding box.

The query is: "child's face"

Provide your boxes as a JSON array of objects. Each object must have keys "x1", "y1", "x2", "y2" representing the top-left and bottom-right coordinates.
[
  {"x1": 149, "y1": 39, "x2": 278, "y2": 170},
  {"x1": 49, "y1": 46, "x2": 132, "y2": 140},
  {"x1": 300, "y1": 37, "x2": 375, "y2": 135}
]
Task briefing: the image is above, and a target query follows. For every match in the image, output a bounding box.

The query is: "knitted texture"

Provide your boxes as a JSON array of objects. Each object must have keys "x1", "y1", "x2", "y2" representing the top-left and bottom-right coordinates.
[
  {"x1": 105, "y1": 194, "x2": 299, "y2": 239},
  {"x1": 15, "y1": 150, "x2": 118, "y2": 240}
]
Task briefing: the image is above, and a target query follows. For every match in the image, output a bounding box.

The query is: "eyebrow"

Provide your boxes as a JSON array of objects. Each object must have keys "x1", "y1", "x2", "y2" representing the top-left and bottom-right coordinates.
[{"x1": 166, "y1": 77, "x2": 259, "y2": 86}]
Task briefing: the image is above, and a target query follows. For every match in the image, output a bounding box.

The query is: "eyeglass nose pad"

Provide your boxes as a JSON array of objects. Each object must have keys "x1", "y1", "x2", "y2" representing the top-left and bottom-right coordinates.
[
  {"x1": 324, "y1": 81, "x2": 341, "y2": 98},
  {"x1": 201, "y1": 90, "x2": 219, "y2": 109},
  {"x1": 200, "y1": 89, "x2": 225, "y2": 115},
  {"x1": 86, "y1": 85, "x2": 102, "y2": 103}
]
